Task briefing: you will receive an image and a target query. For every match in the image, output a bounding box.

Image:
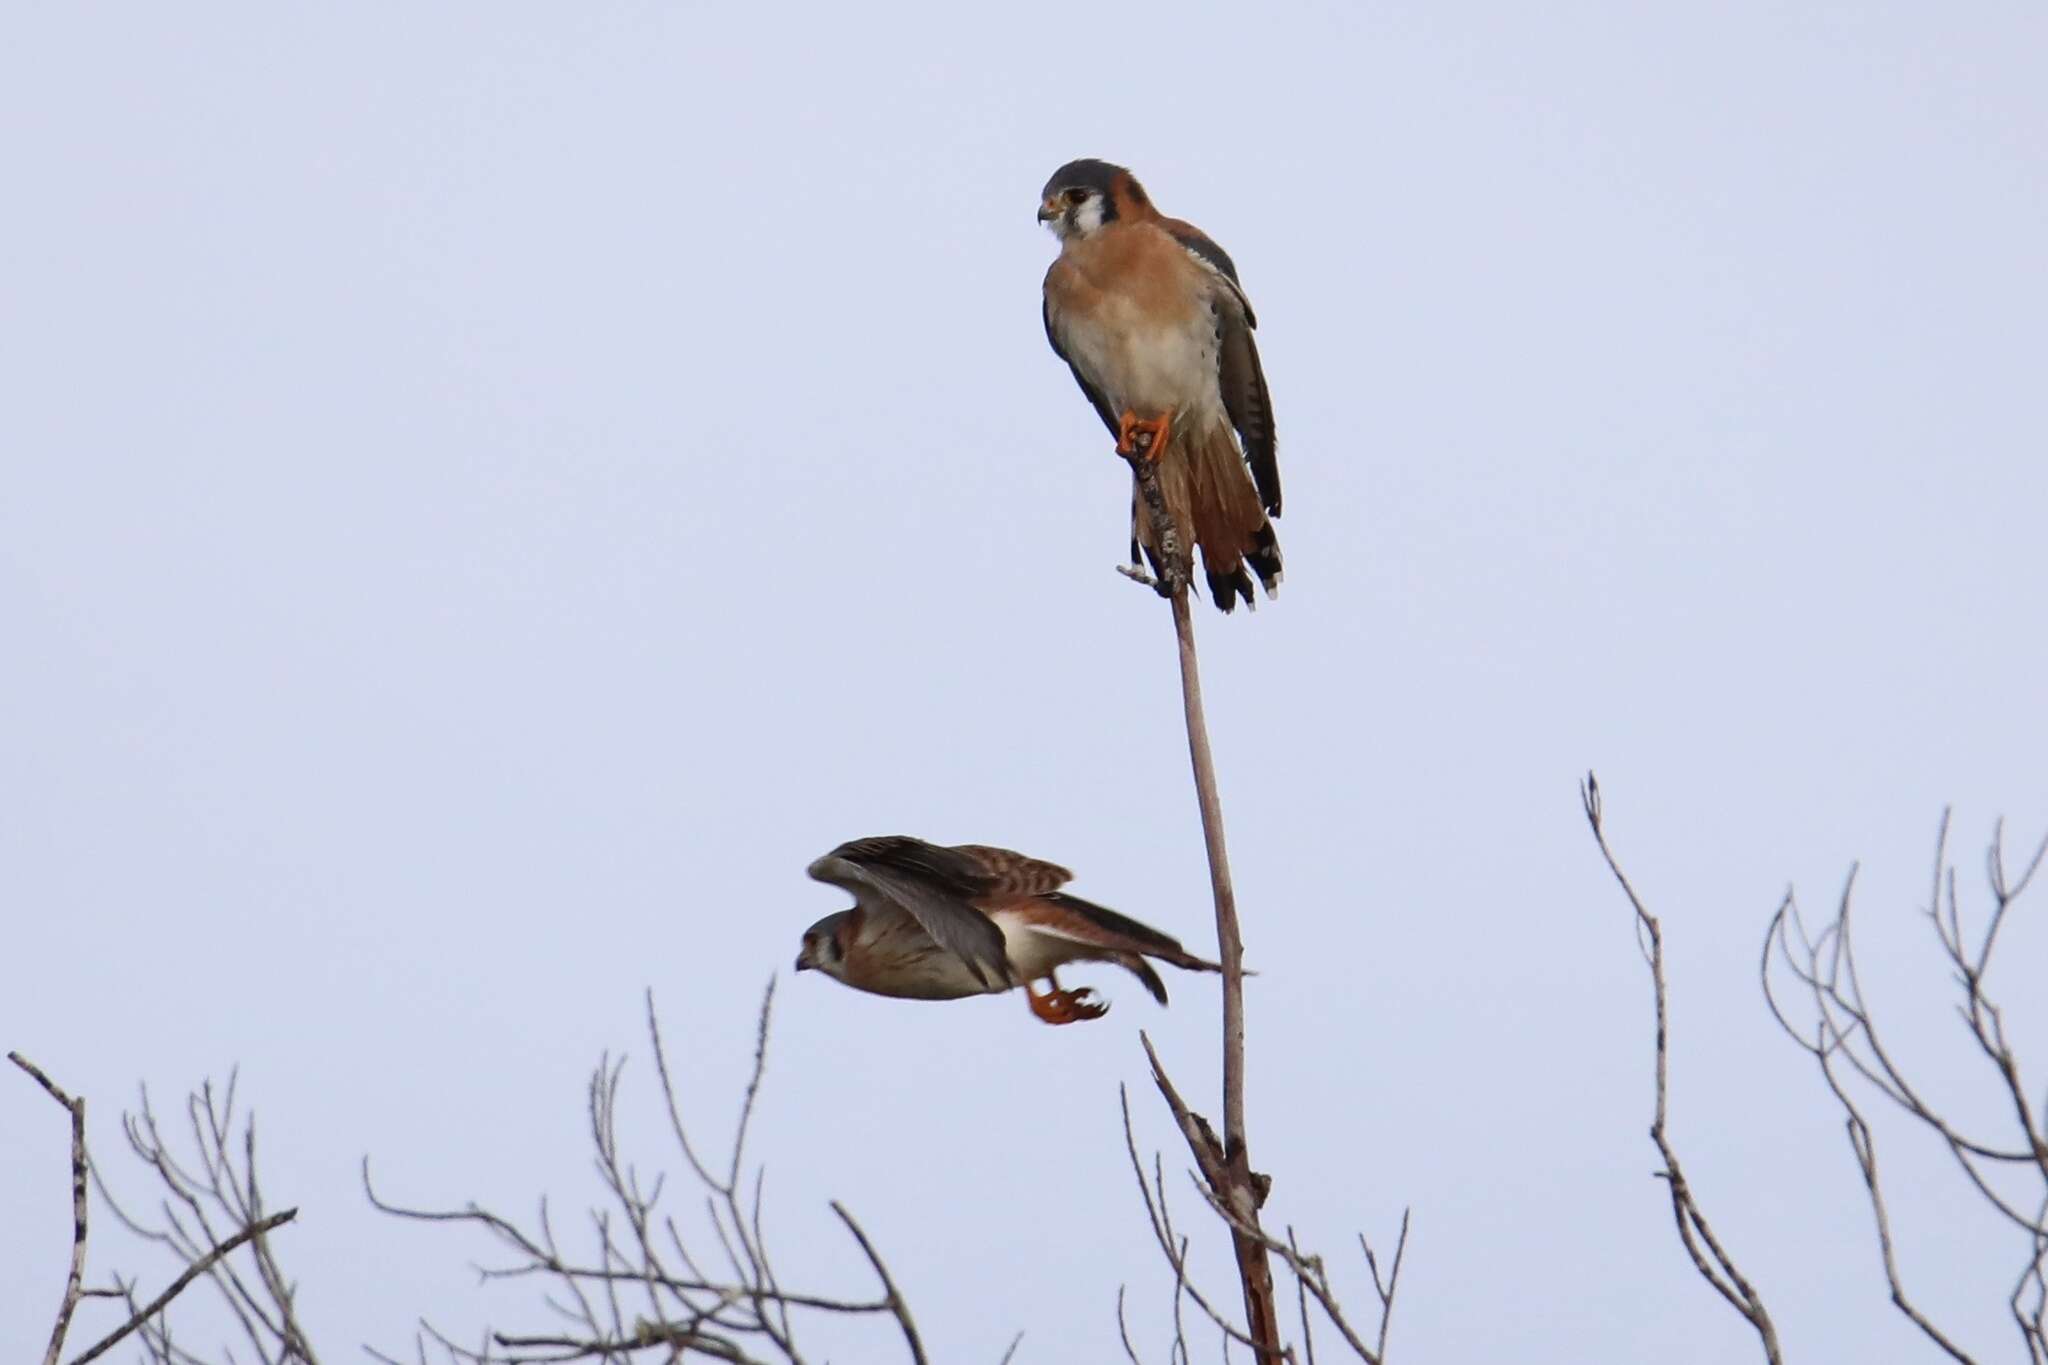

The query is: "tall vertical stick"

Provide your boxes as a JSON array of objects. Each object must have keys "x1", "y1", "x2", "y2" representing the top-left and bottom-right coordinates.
[
  {"x1": 1125, "y1": 445, "x2": 1282, "y2": 1358},
  {"x1": 1170, "y1": 587, "x2": 1281, "y2": 1356}
]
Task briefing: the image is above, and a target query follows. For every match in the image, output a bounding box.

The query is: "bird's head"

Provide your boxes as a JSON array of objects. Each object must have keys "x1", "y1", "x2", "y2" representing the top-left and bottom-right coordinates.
[
  {"x1": 794, "y1": 911, "x2": 853, "y2": 981},
  {"x1": 1038, "y1": 158, "x2": 1145, "y2": 241}
]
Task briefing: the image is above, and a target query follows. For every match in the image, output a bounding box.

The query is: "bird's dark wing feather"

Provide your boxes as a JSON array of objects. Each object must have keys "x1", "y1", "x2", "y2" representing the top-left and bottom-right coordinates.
[
  {"x1": 953, "y1": 843, "x2": 1072, "y2": 896},
  {"x1": 1031, "y1": 892, "x2": 1222, "y2": 974},
  {"x1": 1164, "y1": 219, "x2": 1281, "y2": 517},
  {"x1": 1043, "y1": 296, "x2": 1118, "y2": 438},
  {"x1": 1004, "y1": 891, "x2": 1221, "y2": 1006},
  {"x1": 808, "y1": 836, "x2": 1009, "y2": 989},
  {"x1": 1217, "y1": 318, "x2": 1279, "y2": 515},
  {"x1": 1161, "y1": 219, "x2": 1254, "y2": 323}
]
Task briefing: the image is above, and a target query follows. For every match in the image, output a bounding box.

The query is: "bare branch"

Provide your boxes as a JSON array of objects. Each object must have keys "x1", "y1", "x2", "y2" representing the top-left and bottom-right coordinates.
[
  {"x1": 1362, "y1": 1211, "x2": 1409, "y2": 1363},
  {"x1": 829, "y1": 1203, "x2": 928, "y2": 1365},
  {"x1": 1118, "y1": 1084, "x2": 1266, "y2": 1354},
  {"x1": 489, "y1": 1326, "x2": 764, "y2": 1364},
  {"x1": 1183, "y1": 1176, "x2": 1390, "y2": 1365},
  {"x1": 68, "y1": 1210, "x2": 300, "y2": 1365},
  {"x1": 1761, "y1": 809, "x2": 2048, "y2": 1363},
  {"x1": 1288, "y1": 1230, "x2": 1316, "y2": 1365},
  {"x1": 1118, "y1": 436, "x2": 1283, "y2": 1360},
  {"x1": 13, "y1": 1057, "x2": 320, "y2": 1365},
  {"x1": 1121, "y1": 1073, "x2": 1406, "y2": 1365},
  {"x1": 1581, "y1": 773, "x2": 1783, "y2": 1364},
  {"x1": 2012, "y1": 1198, "x2": 2048, "y2": 1365},
  {"x1": 1116, "y1": 1286, "x2": 1145, "y2": 1365},
  {"x1": 89, "y1": 1073, "x2": 321, "y2": 1365},
  {"x1": 1835, "y1": 1099, "x2": 1975, "y2": 1364},
  {"x1": 12, "y1": 1053, "x2": 90, "y2": 1365},
  {"x1": 373, "y1": 985, "x2": 949, "y2": 1363}
]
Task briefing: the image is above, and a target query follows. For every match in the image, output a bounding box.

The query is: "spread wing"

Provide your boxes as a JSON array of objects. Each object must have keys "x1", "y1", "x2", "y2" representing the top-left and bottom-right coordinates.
[
  {"x1": 1163, "y1": 219, "x2": 1281, "y2": 517},
  {"x1": 1043, "y1": 292, "x2": 1118, "y2": 438},
  {"x1": 807, "y1": 836, "x2": 1010, "y2": 988},
  {"x1": 951, "y1": 843, "x2": 1073, "y2": 896}
]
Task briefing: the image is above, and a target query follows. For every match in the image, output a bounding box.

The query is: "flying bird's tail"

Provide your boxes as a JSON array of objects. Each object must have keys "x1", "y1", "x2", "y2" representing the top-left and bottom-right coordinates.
[
  {"x1": 1132, "y1": 418, "x2": 1283, "y2": 614},
  {"x1": 1038, "y1": 891, "x2": 1222, "y2": 1005}
]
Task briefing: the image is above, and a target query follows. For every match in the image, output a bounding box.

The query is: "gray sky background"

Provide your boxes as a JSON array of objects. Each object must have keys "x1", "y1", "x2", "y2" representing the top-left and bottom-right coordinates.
[{"x1": 5, "y1": 3, "x2": 2047, "y2": 1360}]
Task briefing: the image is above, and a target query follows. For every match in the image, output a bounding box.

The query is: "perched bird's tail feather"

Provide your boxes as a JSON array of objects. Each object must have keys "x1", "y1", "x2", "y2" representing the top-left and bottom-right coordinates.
[{"x1": 1132, "y1": 419, "x2": 1283, "y2": 615}]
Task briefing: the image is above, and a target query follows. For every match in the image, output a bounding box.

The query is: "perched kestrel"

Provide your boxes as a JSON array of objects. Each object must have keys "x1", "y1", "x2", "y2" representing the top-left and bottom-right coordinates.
[
  {"x1": 794, "y1": 836, "x2": 1219, "y2": 1025},
  {"x1": 1039, "y1": 158, "x2": 1282, "y2": 612}
]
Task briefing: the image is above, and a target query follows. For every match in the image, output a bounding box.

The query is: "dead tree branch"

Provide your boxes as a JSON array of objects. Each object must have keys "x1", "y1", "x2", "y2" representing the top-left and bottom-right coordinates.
[
  {"x1": 12, "y1": 1052, "x2": 90, "y2": 1365},
  {"x1": 1580, "y1": 773, "x2": 1783, "y2": 1364},
  {"x1": 829, "y1": 1202, "x2": 929, "y2": 1365},
  {"x1": 368, "y1": 982, "x2": 949, "y2": 1364},
  {"x1": 12, "y1": 1054, "x2": 314, "y2": 1365},
  {"x1": 69, "y1": 1211, "x2": 301, "y2": 1365},
  {"x1": 1763, "y1": 811, "x2": 2048, "y2": 1364},
  {"x1": 1120, "y1": 437, "x2": 1283, "y2": 1360},
  {"x1": 1119, "y1": 1072, "x2": 1407, "y2": 1365},
  {"x1": 90, "y1": 1070, "x2": 320, "y2": 1365}
]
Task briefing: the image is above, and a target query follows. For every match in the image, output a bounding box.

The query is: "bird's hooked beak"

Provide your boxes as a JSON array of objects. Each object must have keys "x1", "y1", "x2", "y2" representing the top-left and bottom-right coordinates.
[
  {"x1": 793, "y1": 953, "x2": 812, "y2": 972},
  {"x1": 1037, "y1": 196, "x2": 1061, "y2": 225}
]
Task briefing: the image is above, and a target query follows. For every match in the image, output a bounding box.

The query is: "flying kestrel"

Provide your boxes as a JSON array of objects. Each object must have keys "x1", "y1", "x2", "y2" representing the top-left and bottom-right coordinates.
[
  {"x1": 794, "y1": 835, "x2": 1219, "y2": 1024},
  {"x1": 1039, "y1": 158, "x2": 1282, "y2": 612}
]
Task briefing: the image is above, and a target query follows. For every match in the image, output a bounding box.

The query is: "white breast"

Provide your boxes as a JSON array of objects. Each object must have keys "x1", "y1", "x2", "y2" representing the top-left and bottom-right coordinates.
[{"x1": 1061, "y1": 296, "x2": 1224, "y2": 429}]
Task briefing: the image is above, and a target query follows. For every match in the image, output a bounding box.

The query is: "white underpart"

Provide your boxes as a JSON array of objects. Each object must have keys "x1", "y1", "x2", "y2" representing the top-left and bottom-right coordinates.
[
  {"x1": 988, "y1": 906, "x2": 1099, "y2": 983},
  {"x1": 1059, "y1": 288, "x2": 1225, "y2": 430}
]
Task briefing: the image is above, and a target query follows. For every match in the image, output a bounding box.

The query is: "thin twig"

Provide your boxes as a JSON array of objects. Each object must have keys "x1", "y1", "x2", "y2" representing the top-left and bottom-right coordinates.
[
  {"x1": 12, "y1": 1053, "x2": 89, "y2": 1365},
  {"x1": 1362, "y1": 1210, "x2": 1409, "y2": 1362},
  {"x1": 1186, "y1": 1177, "x2": 1382, "y2": 1364},
  {"x1": 490, "y1": 1328, "x2": 761, "y2": 1364},
  {"x1": 1287, "y1": 1230, "x2": 1316, "y2": 1365},
  {"x1": 829, "y1": 1203, "x2": 927, "y2": 1365},
  {"x1": 371, "y1": 986, "x2": 928, "y2": 1363},
  {"x1": 68, "y1": 1210, "x2": 300, "y2": 1365},
  {"x1": 1116, "y1": 1286, "x2": 1145, "y2": 1365},
  {"x1": 1760, "y1": 809, "x2": 2048, "y2": 1364},
  {"x1": 1836, "y1": 1094, "x2": 1975, "y2": 1363},
  {"x1": 1117, "y1": 1085, "x2": 1267, "y2": 1354},
  {"x1": 1581, "y1": 773, "x2": 1782, "y2": 1365}
]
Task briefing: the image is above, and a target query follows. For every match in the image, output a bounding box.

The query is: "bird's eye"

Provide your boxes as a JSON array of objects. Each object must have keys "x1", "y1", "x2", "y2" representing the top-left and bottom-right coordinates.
[{"x1": 1064, "y1": 187, "x2": 1089, "y2": 205}]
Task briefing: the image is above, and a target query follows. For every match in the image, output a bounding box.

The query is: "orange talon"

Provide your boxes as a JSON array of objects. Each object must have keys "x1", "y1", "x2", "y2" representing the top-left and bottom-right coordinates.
[
  {"x1": 1115, "y1": 410, "x2": 1142, "y2": 456},
  {"x1": 1024, "y1": 980, "x2": 1109, "y2": 1026},
  {"x1": 1115, "y1": 410, "x2": 1175, "y2": 462}
]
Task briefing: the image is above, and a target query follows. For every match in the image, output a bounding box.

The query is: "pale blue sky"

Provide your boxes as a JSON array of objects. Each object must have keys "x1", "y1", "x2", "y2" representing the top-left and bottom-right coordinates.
[{"x1": 5, "y1": 3, "x2": 2046, "y2": 1361}]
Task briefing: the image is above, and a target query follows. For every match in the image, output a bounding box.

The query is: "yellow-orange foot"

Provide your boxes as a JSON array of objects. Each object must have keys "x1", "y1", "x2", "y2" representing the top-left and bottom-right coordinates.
[
  {"x1": 1025, "y1": 983, "x2": 1109, "y2": 1025},
  {"x1": 1115, "y1": 410, "x2": 1175, "y2": 462}
]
